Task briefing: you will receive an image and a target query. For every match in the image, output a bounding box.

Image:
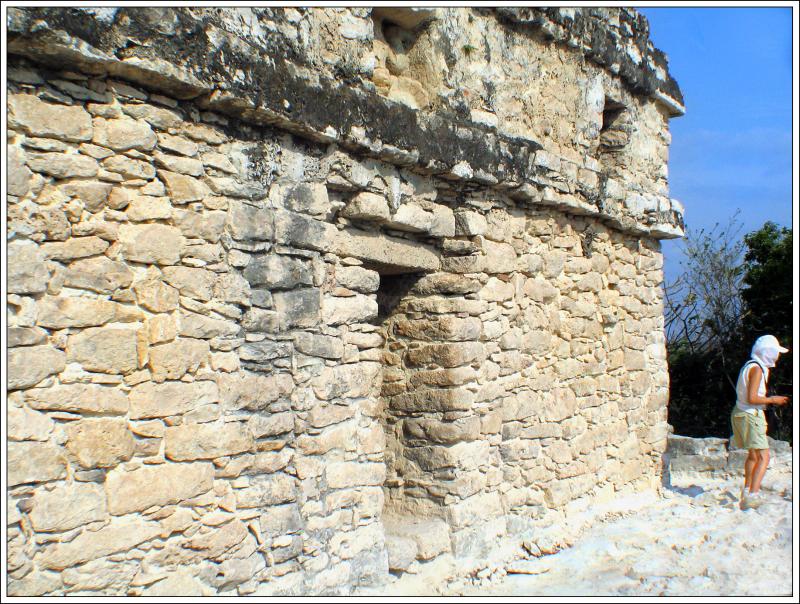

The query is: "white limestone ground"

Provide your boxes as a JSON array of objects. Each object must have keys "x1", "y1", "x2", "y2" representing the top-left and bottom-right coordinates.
[{"x1": 451, "y1": 451, "x2": 793, "y2": 597}]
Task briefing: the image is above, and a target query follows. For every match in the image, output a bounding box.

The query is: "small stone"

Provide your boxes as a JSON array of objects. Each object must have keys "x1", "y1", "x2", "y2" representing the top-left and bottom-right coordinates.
[
  {"x1": 64, "y1": 256, "x2": 133, "y2": 293},
  {"x1": 26, "y1": 383, "x2": 129, "y2": 414},
  {"x1": 162, "y1": 266, "x2": 216, "y2": 301},
  {"x1": 126, "y1": 196, "x2": 173, "y2": 221},
  {"x1": 165, "y1": 421, "x2": 254, "y2": 461},
  {"x1": 341, "y1": 191, "x2": 391, "y2": 222},
  {"x1": 67, "y1": 327, "x2": 139, "y2": 374},
  {"x1": 122, "y1": 103, "x2": 183, "y2": 130},
  {"x1": 42, "y1": 236, "x2": 109, "y2": 261},
  {"x1": 157, "y1": 133, "x2": 198, "y2": 156},
  {"x1": 8, "y1": 404, "x2": 54, "y2": 441},
  {"x1": 8, "y1": 345, "x2": 66, "y2": 390},
  {"x1": 8, "y1": 241, "x2": 49, "y2": 294},
  {"x1": 133, "y1": 279, "x2": 180, "y2": 312},
  {"x1": 244, "y1": 255, "x2": 313, "y2": 289},
  {"x1": 93, "y1": 117, "x2": 157, "y2": 151},
  {"x1": 102, "y1": 155, "x2": 156, "y2": 180},
  {"x1": 158, "y1": 170, "x2": 210, "y2": 203},
  {"x1": 129, "y1": 380, "x2": 218, "y2": 419},
  {"x1": 8, "y1": 442, "x2": 67, "y2": 486},
  {"x1": 154, "y1": 151, "x2": 205, "y2": 176},
  {"x1": 29, "y1": 482, "x2": 107, "y2": 532},
  {"x1": 58, "y1": 181, "x2": 114, "y2": 212},
  {"x1": 148, "y1": 338, "x2": 210, "y2": 381}
]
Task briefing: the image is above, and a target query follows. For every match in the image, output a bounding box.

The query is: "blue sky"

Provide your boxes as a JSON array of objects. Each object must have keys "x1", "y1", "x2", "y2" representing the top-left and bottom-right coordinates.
[{"x1": 636, "y1": 7, "x2": 793, "y2": 284}]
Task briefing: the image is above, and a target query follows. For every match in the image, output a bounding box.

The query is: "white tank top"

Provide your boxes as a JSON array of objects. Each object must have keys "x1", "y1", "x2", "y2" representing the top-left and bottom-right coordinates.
[{"x1": 735, "y1": 360, "x2": 768, "y2": 413}]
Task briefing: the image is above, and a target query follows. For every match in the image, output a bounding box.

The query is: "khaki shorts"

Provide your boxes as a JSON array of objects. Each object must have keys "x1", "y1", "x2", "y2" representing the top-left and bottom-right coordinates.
[{"x1": 731, "y1": 408, "x2": 768, "y2": 450}]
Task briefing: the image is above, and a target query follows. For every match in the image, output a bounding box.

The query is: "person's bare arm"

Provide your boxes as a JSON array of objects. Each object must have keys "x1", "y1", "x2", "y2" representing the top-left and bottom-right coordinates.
[{"x1": 746, "y1": 365, "x2": 789, "y2": 405}]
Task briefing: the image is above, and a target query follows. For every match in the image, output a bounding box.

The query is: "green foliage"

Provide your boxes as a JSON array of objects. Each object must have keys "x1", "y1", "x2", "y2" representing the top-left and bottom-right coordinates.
[{"x1": 665, "y1": 219, "x2": 793, "y2": 443}]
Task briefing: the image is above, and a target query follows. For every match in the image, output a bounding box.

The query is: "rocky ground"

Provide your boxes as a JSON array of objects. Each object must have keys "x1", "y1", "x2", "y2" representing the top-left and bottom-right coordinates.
[{"x1": 369, "y1": 439, "x2": 794, "y2": 597}]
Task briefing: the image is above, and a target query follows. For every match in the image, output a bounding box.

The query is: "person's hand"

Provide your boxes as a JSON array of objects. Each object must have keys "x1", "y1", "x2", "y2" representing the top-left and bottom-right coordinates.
[{"x1": 771, "y1": 395, "x2": 789, "y2": 405}]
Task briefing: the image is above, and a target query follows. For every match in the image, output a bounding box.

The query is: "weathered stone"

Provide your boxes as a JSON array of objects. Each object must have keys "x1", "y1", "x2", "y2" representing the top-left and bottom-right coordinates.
[
  {"x1": 202, "y1": 151, "x2": 238, "y2": 174},
  {"x1": 102, "y1": 155, "x2": 156, "y2": 179},
  {"x1": 312, "y1": 363, "x2": 381, "y2": 400},
  {"x1": 158, "y1": 170, "x2": 209, "y2": 204},
  {"x1": 27, "y1": 152, "x2": 99, "y2": 178},
  {"x1": 9, "y1": 94, "x2": 92, "y2": 141},
  {"x1": 179, "y1": 312, "x2": 239, "y2": 339},
  {"x1": 122, "y1": 103, "x2": 183, "y2": 130},
  {"x1": 8, "y1": 326, "x2": 47, "y2": 347},
  {"x1": 93, "y1": 117, "x2": 157, "y2": 151},
  {"x1": 26, "y1": 383, "x2": 129, "y2": 414},
  {"x1": 386, "y1": 203, "x2": 434, "y2": 233},
  {"x1": 236, "y1": 474, "x2": 297, "y2": 508},
  {"x1": 36, "y1": 296, "x2": 126, "y2": 329},
  {"x1": 225, "y1": 200, "x2": 274, "y2": 241},
  {"x1": 8, "y1": 345, "x2": 66, "y2": 390},
  {"x1": 148, "y1": 338, "x2": 210, "y2": 381},
  {"x1": 454, "y1": 210, "x2": 487, "y2": 236},
  {"x1": 283, "y1": 182, "x2": 328, "y2": 215},
  {"x1": 157, "y1": 132, "x2": 198, "y2": 156},
  {"x1": 333, "y1": 228, "x2": 440, "y2": 272},
  {"x1": 274, "y1": 209, "x2": 337, "y2": 251},
  {"x1": 105, "y1": 461, "x2": 214, "y2": 515},
  {"x1": 173, "y1": 208, "x2": 227, "y2": 242},
  {"x1": 42, "y1": 236, "x2": 109, "y2": 261},
  {"x1": 64, "y1": 256, "x2": 133, "y2": 293},
  {"x1": 8, "y1": 404, "x2": 54, "y2": 441},
  {"x1": 67, "y1": 327, "x2": 139, "y2": 374},
  {"x1": 395, "y1": 316, "x2": 482, "y2": 341},
  {"x1": 65, "y1": 418, "x2": 135, "y2": 468},
  {"x1": 165, "y1": 421, "x2": 254, "y2": 460},
  {"x1": 58, "y1": 180, "x2": 114, "y2": 212},
  {"x1": 8, "y1": 442, "x2": 67, "y2": 486},
  {"x1": 8, "y1": 241, "x2": 49, "y2": 294},
  {"x1": 341, "y1": 191, "x2": 391, "y2": 222},
  {"x1": 125, "y1": 195, "x2": 173, "y2": 221},
  {"x1": 294, "y1": 332, "x2": 344, "y2": 359},
  {"x1": 244, "y1": 255, "x2": 313, "y2": 290},
  {"x1": 154, "y1": 151, "x2": 204, "y2": 176},
  {"x1": 8, "y1": 145, "x2": 32, "y2": 197},
  {"x1": 38, "y1": 517, "x2": 163, "y2": 570},
  {"x1": 405, "y1": 342, "x2": 485, "y2": 368},
  {"x1": 326, "y1": 462, "x2": 386, "y2": 489},
  {"x1": 335, "y1": 266, "x2": 380, "y2": 293},
  {"x1": 133, "y1": 278, "x2": 180, "y2": 312},
  {"x1": 162, "y1": 266, "x2": 216, "y2": 301},
  {"x1": 219, "y1": 372, "x2": 294, "y2": 412},
  {"x1": 322, "y1": 294, "x2": 378, "y2": 325},
  {"x1": 248, "y1": 412, "x2": 294, "y2": 438},
  {"x1": 213, "y1": 272, "x2": 251, "y2": 306},
  {"x1": 384, "y1": 516, "x2": 451, "y2": 560},
  {"x1": 29, "y1": 482, "x2": 107, "y2": 532},
  {"x1": 273, "y1": 288, "x2": 321, "y2": 328},
  {"x1": 119, "y1": 224, "x2": 184, "y2": 265},
  {"x1": 129, "y1": 380, "x2": 219, "y2": 419}
]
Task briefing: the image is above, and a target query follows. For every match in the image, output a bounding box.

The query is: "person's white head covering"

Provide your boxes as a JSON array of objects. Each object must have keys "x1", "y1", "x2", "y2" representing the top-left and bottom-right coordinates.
[{"x1": 751, "y1": 334, "x2": 789, "y2": 369}]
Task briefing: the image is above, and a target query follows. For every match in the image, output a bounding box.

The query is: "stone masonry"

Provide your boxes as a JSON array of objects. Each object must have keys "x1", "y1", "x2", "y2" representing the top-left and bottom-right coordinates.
[{"x1": 6, "y1": 7, "x2": 684, "y2": 596}]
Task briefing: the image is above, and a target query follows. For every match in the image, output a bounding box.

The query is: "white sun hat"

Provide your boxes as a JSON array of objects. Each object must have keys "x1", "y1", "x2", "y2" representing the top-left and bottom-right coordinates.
[{"x1": 751, "y1": 334, "x2": 789, "y2": 368}]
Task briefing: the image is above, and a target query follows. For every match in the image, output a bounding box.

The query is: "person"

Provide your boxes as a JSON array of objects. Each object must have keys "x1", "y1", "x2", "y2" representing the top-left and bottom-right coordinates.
[{"x1": 731, "y1": 335, "x2": 790, "y2": 510}]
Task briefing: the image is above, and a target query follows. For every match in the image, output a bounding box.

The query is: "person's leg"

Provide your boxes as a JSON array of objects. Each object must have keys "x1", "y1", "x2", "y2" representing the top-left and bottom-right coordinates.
[
  {"x1": 749, "y1": 448, "x2": 770, "y2": 493},
  {"x1": 744, "y1": 449, "x2": 758, "y2": 490}
]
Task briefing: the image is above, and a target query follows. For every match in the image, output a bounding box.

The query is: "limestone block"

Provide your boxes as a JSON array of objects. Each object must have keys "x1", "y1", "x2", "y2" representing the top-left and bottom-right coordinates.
[
  {"x1": 206, "y1": 177, "x2": 265, "y2": 200},
  {"x1": 133, "y1": 278, "x2": 180, "y2": 312},
  {"x1": 244, "y1": 255, "x2": 313, "y2": 289},
  {"x1": 105, "y1": 461, "x2": 214, "y2": 515},
  {"x1": 8, "y1": 144, "x2": 32, "y2": 196},
  {"x1": 294, "y1": 332, "x2": 344, "y2": 359},
  {"x1": 273, "y1": 288, "x2": 322, "y2": 328},
  {"x1": 248, "y1": 412, "x2": 294, "y2": 438},
  {"x1": 9, "y1": 94, "x2": 93, "y2": 141},
  {"x1": 157, "y1": 133, "x2": 198, "y2": 156},
  {"x1": 387, "y1": 76, "x2": 429, "y2": 110},
  {"x1": 405, "y1": 342, "x2": 485, "y2": 368},
  {"x1": 341, "y1": 191, "x2": 391, "y2": 222},
  {"x1": 145, "y1": 313, "x2": 176, "y2": 344},
  {"x1": 307, "y1": 404, "x2": 355, "y2": 429},
  {"x1": 165, "y1": 421, "x2": 254, "y2": 460},
  {"x1": 126, "y1": 195, "x2": 173, "y2": 221},
  {"x1": 26, "y1": 383, "x2": 129, "y2": 414},
  {"x1": 385, "y1": 203, "x2": 434, "y2": 233},
  {"x1": 67, "y1": 327, "x2": 139, "y2": 374},
  {"x1": 162, "y1": 266, "x2": 216, "y2": 301},
  {"x1": 325, "y1": 462, "x2": 386, "y2": 489},
  {"x1": 389, "y1": 387, "x2": 475, "y2": 412},
  {"x1": 38, "y1": 517, "x2": 163, "y2": 570},
  {"x1": 119, "y1": 224, "x2": 185, "y2": 265},
  {"x1": 129, "y1": 380, "x2": 219, "y2": 419},
  {"x1": 273, "y1": 209, "x2": 337, "y2": 251},
  {"x1": 386, "y1": 535, "x2": 417, "y2": 572},
  {"x1": 8, "y1": 404, "x2": 54, "y2": 441},
  {"x1": 179, "y1": 312, "x2": 239, "y2": 339},
  {"x1": 239, "y1": 339, "x2": 293, "y2": 363},
  {"x1": 158, "y1": 170, "x2": 209, "y2": 203},
  {"x1": 37, "y1": 296, "x2": 130, "y2": 329},
  {"x1": 213, "y1": 273, "x2": 251, "y2": 306},
  {"x1": 225, "y1": 200, "x2": 275, "y2": 241},
  {"x1": 102, "y1": 155, "x2": 156, "y2": 180},
  {"x1": 8, "y1": 326, "x2": 47, "y2": 347},
  {"x1": 64, "y1": 256, "x2": 133, "y2": 293},
  {"x1": 202, "y1": 151, "x2": 238, "y2": 174},
  {"x1": 93, "y1": 117, "x2": 157, "y2": 151},
  {"x1": 322, "y1": 294, "x2": 378, "y2": 325},
  {"x1": 311, "y1": 362, "x2": 381, "y2": 400},
  {"x1": 403, "y1": 416, "x2": 481, "y2": 444},
  {"x1": 445, "y1": 491, "x2": 504, "y2": 529},
  {"x1": 148, "y1": 338, "x2": 210, "y2": 381},
  {"x1": 282, "y1": 182, "x2": 329, "y2": 216},
  {"x1": 383, "y1": 516, "x2": 451, "y2": 560},
  {"x1": 154, "y1": 151, "x2": 204, "y2": 176},
  {"x1": 296, "y1": 421, "x2": 356, "y2": 455},
  {"x1": 173, "y1": 208, "x2": 227, "y2": 243},
  {"x1": 8, "y1": 442, "x2": 67, "y2": 486},
  {"x1": 29, "y1": 482, "x2": 107, "y2": 532},
  {"x1": 65, "y1": 417, "x2": 134, "y2": 468},
  {"x1": 480, "y1": 240, "x2": 517, "y2": 274},
  {"x1": 8, "y1": 345, "x2": 66, "y2": 390},
  {"x1": 26, "y1": 151, "x2": 98, "y2": 179},
  {"x1": 236, "y1": 474, "x2": 297, "y2": 508},
  {"x1": 42, "y1": 236, "x2": 109, "y2": 261},
  {"x1": 454, "y1": 210, "x2": 487, "y2": 236},
  {"x1": 332, "y1": 228, "x2": 440, "y2": 273},
  {"x1": 412, "y1": 273, "x2": 481, "y2": 296},
  {"x1": 8, "y1": 241, "x2": 49, "y2": 294},
  {"x1": 122, "y1": 103, "x2": 183, "y2": 130},
  {"x1": 394, "y1": 316, "x2": 482, "y2": 341}
]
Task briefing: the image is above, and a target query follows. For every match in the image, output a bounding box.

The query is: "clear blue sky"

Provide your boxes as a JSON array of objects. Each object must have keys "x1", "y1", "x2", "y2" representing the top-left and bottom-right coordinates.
[{"x1": 637, "y1": 7, "x2": 793, "y2": 284}]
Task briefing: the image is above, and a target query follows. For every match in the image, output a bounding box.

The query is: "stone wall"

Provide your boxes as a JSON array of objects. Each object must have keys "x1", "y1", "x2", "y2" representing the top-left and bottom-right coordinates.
[{"x1": 6, "y1": 7, "x2": 684, "y2": 596}]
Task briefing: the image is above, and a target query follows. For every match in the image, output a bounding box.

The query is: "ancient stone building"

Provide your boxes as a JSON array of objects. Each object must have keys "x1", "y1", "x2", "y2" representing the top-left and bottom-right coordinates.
[{"x1": 6, "y1": 7, "x2": 685, "y2": 596}]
